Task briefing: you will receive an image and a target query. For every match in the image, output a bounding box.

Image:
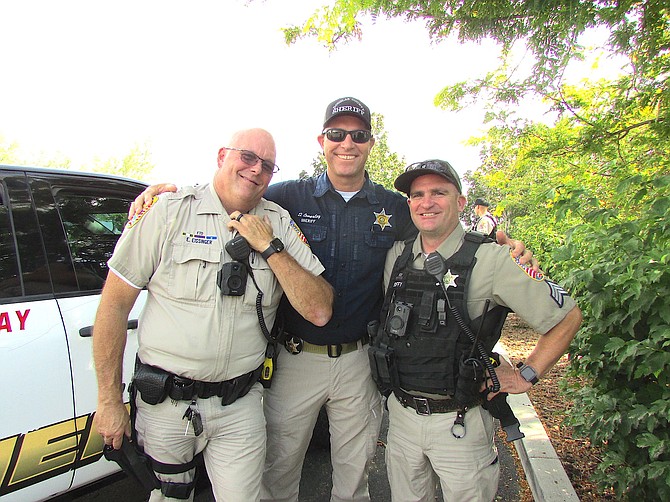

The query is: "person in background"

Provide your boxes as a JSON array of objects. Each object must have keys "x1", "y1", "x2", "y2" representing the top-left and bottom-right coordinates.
[
  {"x1": 472, "y1": 197, "x2": 498, "y2": 240},
  {"x1": 128, "y1": 99, "x2": 538, "y2": 502},
  {"x1": 93, "y1": 128, "x2": 333, "y2": 502},
  {"x1": 372, "y1": 160, "x2": 581, "y2": 501}
]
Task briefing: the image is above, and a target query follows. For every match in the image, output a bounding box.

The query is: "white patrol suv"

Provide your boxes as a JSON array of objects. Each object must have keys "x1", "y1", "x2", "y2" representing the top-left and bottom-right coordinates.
[{"x1": 0, "y1": 165, "x2": 147, "y2": 501}]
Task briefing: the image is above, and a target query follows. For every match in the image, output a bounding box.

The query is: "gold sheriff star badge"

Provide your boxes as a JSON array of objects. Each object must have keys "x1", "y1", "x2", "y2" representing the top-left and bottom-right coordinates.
[{"x1": 373, "y1": 208, "x2": 393, "y2": 230}]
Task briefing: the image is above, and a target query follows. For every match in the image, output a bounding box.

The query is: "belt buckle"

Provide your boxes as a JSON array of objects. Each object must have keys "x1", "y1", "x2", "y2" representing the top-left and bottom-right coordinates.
[
  {"x1": 327, "y1": 344, "x2": 342, "y2": 358},
  {"x1": 413, "y1": 397, "x2": 431, "y2": 416},
  {"x1": 285, "y1": 336, "x2": 303, "y2": 355}
]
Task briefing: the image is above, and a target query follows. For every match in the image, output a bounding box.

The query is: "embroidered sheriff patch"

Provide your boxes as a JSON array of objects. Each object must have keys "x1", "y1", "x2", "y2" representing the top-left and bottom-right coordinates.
[
  {"x1": 290, "y1": 219, "x2": 310, "y2": 247},
  {"x1": 373, "y1": 208, "x2": 393, "y2": 230},
  {"x1": 510, "y1": 250, "x2": 545, "y2": 281},
  {"x1": 126, "y1": 196, "x2": 158, "y2": 229}
]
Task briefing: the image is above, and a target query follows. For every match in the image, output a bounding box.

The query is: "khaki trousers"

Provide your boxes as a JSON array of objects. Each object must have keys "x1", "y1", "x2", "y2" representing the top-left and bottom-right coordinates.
[
  {"x1": 261, "y1": 345, "x2": 382, "y2": 502},
  {"x1": 135, "y1": 383, "x2": 265, "y2": 502},
  {"x1": 386, "y1": 395, "x2": 499, "y2": 502}
]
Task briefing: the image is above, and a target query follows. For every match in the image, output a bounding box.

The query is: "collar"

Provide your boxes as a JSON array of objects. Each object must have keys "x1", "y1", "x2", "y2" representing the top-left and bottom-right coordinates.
[
  {"x1": 313, "y1": 171, "x2": 380, "y2": 204},
  {"x1": 412, "y1": 225, "x2": 466, "y2": 262}
]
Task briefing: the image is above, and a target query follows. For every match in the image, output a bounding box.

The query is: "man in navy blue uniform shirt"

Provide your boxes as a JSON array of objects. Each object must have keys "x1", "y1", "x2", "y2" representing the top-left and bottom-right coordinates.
[{"x1": 260, "y1": 98, "x2": 414, "y2": 502}]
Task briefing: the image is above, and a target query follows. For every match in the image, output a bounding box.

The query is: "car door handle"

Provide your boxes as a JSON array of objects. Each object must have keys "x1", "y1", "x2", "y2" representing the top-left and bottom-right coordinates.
[{"x1": 79, "y1": 319, "x2": 139, "y2": 337}]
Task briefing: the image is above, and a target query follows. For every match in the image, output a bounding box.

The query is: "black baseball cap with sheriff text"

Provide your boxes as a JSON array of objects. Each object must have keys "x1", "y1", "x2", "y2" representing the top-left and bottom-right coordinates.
[{"x1": 323, "y1": 97, "x2": 372, "y2": 130}]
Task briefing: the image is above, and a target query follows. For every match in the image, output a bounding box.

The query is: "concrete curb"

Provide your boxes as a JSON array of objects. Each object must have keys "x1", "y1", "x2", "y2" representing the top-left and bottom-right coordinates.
[
  {"x1": 507, "y1": 386, "x2": 579, "y2": 501},
  {"x1": 494, "y1": 342, "x2": 578, "y2": 501}
]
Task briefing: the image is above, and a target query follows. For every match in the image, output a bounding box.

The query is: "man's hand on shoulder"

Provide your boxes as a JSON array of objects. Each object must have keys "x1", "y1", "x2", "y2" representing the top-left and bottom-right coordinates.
[
  {"x1": 496, "y1": 231, "x2": 541, "y2": 272},
  {"x1": 128, "y1": 183, "x2": 178, "y2": 219}
]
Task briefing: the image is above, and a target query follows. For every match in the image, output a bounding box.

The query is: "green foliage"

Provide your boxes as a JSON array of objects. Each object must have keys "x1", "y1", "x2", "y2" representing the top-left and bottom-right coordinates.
[
  {"x1": 555, "y1": 171, "x2": 670, "y2": 500},
  {"x1": 0, "y1": 136, "x2": 153, "y2": 180},
  {"x1": 91, "y1": 143, "x2": 154, "y2": 181},
  {"x1": 0, "y1": 135, "x2": 72, "y2": 168},
  {"x1": 305, "y1": 113, "x2": 406, "y2": 190}
]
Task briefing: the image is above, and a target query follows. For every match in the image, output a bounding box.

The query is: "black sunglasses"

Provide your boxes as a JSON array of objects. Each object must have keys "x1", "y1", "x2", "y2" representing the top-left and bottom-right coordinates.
[
  {"x1": 224, "y1": 147, "x2": 279, "y2": 175},
  {"x1": 322, "y1": 128, "x2": 372, "y2": 144}
]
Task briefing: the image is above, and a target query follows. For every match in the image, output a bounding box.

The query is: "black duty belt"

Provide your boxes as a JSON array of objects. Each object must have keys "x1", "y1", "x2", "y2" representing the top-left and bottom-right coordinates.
[
  {"x1": 169, "y1": 365, "x2": 263, "y2": 404},
  {"x1": 287, "y1": 333, "x2": 369, "y2": 358},
  {"x1": 393, "y1": 388, "x2": 479, "y2": 416}
]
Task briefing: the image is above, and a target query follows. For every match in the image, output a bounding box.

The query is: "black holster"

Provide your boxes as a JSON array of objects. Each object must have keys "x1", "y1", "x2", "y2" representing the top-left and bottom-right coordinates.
[{"x1": 104, "y1": 437, "x2": 161, "y2": 492}]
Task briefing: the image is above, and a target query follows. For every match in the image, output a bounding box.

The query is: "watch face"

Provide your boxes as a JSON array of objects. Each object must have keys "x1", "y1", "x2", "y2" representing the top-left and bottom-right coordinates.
[
  {"x1": 520, "y1": 365, "x2": 538, "y2": 383},
  {"x1": 272, "y1": 238, "x2": 284, "y2": 252}
]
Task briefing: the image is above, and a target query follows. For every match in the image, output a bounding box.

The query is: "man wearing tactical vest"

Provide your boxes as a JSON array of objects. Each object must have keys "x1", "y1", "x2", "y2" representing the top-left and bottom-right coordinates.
[{"x1": 369, "y1": 160, "x2": 582, "y2": 501}]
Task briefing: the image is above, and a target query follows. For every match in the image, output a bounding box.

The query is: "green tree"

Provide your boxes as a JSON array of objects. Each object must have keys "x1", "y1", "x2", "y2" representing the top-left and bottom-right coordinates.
[
  {"x1": 304, "y1": 113, "x2": 406, "y2": 190},
  {"x1": 284, "y1": 1, "x2": 670, "y2": 497},
  {"x1": 0, "y1": 135, "x2": 72, "y2": 168},
  {"x1": 92, "y1": 143, "x2": 155, "y2": 181}
]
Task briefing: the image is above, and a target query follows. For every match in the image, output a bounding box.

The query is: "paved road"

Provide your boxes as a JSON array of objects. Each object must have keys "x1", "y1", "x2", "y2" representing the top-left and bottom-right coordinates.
[{"x1": 54, "y1": 408, "x2": 520, "y2": 502}]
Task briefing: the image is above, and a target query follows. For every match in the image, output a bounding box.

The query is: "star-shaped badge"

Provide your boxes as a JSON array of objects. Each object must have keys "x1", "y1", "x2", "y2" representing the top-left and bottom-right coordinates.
[
  {"x1": 442, "y1": 269, "x2": 459, "y2": 289},
  {"x1": 373, "y1": 208, "x2": 393, "y2": 230}
]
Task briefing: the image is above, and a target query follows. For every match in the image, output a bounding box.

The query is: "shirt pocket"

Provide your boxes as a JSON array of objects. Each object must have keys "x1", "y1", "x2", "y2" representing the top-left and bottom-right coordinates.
[
  {"x1": 169, "y1": 244, "x2": 220, "y2": 304},
  {"x1": 302, "y1": 224, "x2": 327, "y2": 246},
  {"x1": 364, "y1": 230, "x2": 396, "y2": 250},
  {"x1": 246, "y1": 255, "x2": 281, "y2": 308}
]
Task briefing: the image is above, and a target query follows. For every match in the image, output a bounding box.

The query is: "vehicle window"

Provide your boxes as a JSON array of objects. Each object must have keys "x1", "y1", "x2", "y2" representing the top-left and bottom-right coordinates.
[
  {"x1": 0, "y1": 181, "x2": 22, "y2": 298},
  {"x1": 54, "y1": 186, "x2": 140, "y2": 292},
  {"x1": 1, "y1": 174, "x2": 52, "y2": 298}
]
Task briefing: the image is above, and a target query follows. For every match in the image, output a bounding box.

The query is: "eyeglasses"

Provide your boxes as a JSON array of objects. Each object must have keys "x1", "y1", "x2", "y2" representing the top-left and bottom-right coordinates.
[
  {"x1": 224, "y1": 147, "x2": 279, "y2": 175},
  {"x1": 322, "y1": 128, "x2": 372, "y2": 144}
]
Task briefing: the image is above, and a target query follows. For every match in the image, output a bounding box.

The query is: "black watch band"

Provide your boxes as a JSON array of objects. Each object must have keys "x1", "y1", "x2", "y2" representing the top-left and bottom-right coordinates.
[
  {"x1": 261, "y1": 237, "x2": 284, "y2": 260},
  {"x1": 516, "y1": 362, "x2": 539, "y2": 385}
]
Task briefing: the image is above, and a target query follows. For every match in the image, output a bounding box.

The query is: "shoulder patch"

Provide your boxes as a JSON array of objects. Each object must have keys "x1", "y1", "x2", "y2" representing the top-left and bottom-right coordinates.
[
  {"x1": 290, "y1": 219, "x2": 310, "y2": 247},
  {"x1": 510, "y1": 249, "x2": 544, "y2": 281},
  {"x1": 126, "y1": 196, "x2": 158, "y2": 229},
  {"x1": 545, "y1": 279, "x2": 567, "y2": 307}
]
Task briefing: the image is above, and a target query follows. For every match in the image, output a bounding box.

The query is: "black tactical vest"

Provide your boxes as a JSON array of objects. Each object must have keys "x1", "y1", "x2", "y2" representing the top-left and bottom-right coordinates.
[{"x1": 368, "y1": 232, "x2": 508, "y2": 401}]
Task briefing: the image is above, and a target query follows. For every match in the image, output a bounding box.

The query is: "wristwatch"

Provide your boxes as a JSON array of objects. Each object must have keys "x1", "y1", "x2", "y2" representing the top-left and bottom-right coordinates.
[
  {"x1": 261, "y1": 237, "x2": 285, "y2": 260},
  {"x1": 516, "y1": 362, "x2": 539, "y2": 385}
]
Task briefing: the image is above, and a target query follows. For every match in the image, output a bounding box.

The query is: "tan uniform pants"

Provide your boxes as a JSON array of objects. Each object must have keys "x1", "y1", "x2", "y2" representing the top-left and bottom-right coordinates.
[
  {"x1": 261, "y1": 345, "x2": 382, "y2": 502},
  {"x1": 135, "y1": 383, "x2": 265, "y2": 502},
  {"x1": 386, "y1": 396, "x2": 499, "y2": 501}
]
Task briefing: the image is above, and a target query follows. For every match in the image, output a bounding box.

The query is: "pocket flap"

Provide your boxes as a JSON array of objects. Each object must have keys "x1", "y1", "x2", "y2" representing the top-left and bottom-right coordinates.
[{"x1": 172, "y1": 244, "x2": 220, "y2": 265}]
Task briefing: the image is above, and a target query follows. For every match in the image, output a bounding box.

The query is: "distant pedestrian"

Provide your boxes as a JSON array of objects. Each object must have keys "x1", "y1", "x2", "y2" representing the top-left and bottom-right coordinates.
[{"x1": 472, "y1": 198, "x2": 497, "y2": 240}]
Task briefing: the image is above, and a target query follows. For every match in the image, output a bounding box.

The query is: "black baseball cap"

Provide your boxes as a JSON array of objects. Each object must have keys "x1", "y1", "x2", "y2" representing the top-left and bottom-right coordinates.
[
  {"x1": 474, "y1": 198, "x2": 490, "y2": 207},
  {"x1": 323, "y1": 97, "x2": 372, "y2": 130},
  {"x1": 394, "y1": 159, "x2": 462, "y2": 194}
]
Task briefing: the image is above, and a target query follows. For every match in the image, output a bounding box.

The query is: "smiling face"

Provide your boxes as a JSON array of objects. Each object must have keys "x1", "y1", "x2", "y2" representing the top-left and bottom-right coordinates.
[
  {"x1": 318, "y1": 115, "x2": 375, "y2": 191},
  {"x1": 407, "y1": 173, "x2": 466, "y2": 247},
  {"x1": 214, "y1": 128, "x2": 276, "y2": 213}
]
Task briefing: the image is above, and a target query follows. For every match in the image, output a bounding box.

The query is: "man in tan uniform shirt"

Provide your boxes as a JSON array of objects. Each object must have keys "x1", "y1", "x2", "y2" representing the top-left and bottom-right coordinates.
[
  {"x1": 378, "y1": 160, "x2": 582, "y2": 501},
  {"x1": 92, "y1": 128, "x2": 333, "y2": 502}
]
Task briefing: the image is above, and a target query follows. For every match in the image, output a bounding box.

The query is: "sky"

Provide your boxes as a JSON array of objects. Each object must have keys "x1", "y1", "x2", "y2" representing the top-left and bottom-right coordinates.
[{"x1": 1, "y1": 1, "x2": 619, "y2": 190}]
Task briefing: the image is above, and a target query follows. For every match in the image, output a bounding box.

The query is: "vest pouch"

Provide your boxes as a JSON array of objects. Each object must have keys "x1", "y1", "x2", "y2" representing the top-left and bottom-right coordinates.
[
  {"x1": 454, "y1": 356, "x2": 485, "y2": 405},
  {"x1": 368, "y1": 344, "x2": 397, "y2": 394},
  {"x1": 133, "y1": 358, "x2": 171, "y2": 405}
]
